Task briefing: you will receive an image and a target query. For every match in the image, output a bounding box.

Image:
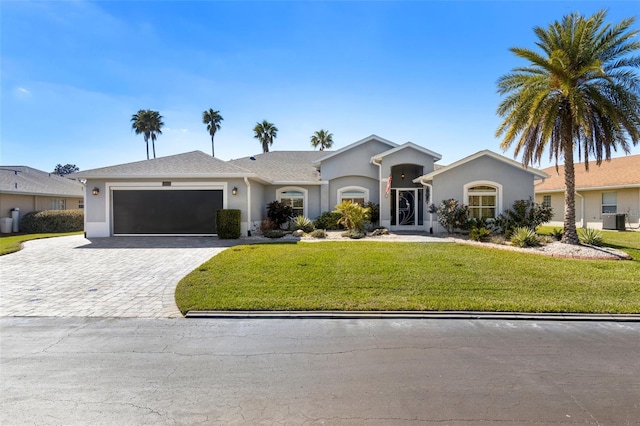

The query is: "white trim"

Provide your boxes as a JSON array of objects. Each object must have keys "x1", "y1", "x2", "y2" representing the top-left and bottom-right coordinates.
[
  {"x1": 107, "y1": 181, "x2": 228, "y2": 236},
  {"x1": 370, "y1": 142, "x2": 442, "y2": 162},
  {"x1": 463, "y1": 180, "x2": 503, "y2": 218},
  {"x1": 414, "y1": 150, "x2": 548, "y2": 183},
  {"x1": 276, "y1": 186, "x2": 308, "y2": 218},
  {"x1": 337, "y1": 186, "x2": 370, "y2": 203},
  {"x1": 313, "y1": 134, "x2": 397, "y2": 164},
  {"x1": 535, "y1": 184, "x2": 640, "y2": 194}
]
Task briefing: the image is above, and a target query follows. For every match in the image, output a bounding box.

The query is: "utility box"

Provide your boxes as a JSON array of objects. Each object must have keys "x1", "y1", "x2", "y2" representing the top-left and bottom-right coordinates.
[
  {"x1": 0, "y1": 217, "x2": 13, "y2": 234},
  {"x1": 602, "y1": 213, "x2": 626, "y2": 231}
]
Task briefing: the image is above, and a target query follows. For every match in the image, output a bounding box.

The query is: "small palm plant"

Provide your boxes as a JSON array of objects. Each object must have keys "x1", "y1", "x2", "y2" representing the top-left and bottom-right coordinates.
[
  {"x1": 578, "y1": 228, "x2": 603, "y2": 246},
  {"x1": 333, "y1": 201, "x2": 370, "y2": 236}
]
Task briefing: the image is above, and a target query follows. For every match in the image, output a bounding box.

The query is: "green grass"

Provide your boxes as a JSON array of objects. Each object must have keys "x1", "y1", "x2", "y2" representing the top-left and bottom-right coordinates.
[
  {"x1": 0, "y1": 232, "x2": 83, "y2": 256},
  {"x1": 175, "y1": 238, "x2": 640, "y2": 315}
]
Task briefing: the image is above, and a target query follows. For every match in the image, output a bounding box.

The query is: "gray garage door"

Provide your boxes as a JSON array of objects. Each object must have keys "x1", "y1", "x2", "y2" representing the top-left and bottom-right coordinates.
[{"x1": 113, "y1": 190, "x2": 223, "y2": 234}]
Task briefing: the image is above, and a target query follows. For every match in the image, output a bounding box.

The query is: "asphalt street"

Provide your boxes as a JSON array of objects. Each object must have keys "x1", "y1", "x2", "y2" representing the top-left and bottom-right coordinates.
[{"x1": 1, "y1": 318, "x2": 639, "y2": 425}]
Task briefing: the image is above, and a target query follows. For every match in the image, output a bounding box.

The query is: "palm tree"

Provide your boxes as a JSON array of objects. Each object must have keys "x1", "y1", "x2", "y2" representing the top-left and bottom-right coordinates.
[
  {"x1": 496, "y1": 10, "x2": 640, "y2": 245},
  {"x1": 202, "y1": 108, "x2": 223, "y2": 157},
  {"x1": 310, "y1": 129, "x2": 334, "y2": 151},
  {"x1": 253, "y1": 120, "x2": 278, "y2": 153},
  {"x1": 131, "y1": 109, "x2": 164, "y2": 160}
]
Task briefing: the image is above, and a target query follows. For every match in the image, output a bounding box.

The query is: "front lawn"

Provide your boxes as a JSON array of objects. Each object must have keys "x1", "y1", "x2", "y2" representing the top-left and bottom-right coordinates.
[
  {"x1": 0, "y1": 232, "x2": 83, "y2": 256},
  {"x1": 175, "y1": 237, "x2": 640, "y2": 314}
]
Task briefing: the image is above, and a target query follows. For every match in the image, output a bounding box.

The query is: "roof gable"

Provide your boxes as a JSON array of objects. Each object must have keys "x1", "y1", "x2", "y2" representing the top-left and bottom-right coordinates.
[
  {"x1": 0, "y1": 166, "x2": 85, "y2": 197},
  {"x1": 313, "y1": 134, "x2": 397, "y2": 164},
  {"x1": 73, "y1": 151, "x2": 254, "y2": 179},
  {"x1": 413, "y1": 150, "x2": 548, "y2": 182},
  {"x1": 535, "y1": 154, "x2": 640, "y2": 192},
  {"x1": 371, "y1": 142, "x2": 442, "y2": 162}
]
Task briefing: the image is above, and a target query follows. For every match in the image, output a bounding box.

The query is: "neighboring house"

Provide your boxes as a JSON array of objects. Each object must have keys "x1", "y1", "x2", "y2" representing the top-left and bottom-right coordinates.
[
  {"x1": 74, "y1": 135, "x2": 547, "y2": 237},
  {"x1": 0, "y1": 166, "x2": 85, "y2": 218},
  {"x1": 534, "y1": 154, "x2": 640, "y2": 229}
]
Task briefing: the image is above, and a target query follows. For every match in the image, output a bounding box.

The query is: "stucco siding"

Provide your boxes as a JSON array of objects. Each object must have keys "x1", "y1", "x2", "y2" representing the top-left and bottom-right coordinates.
[
  {"x1": 328, "y1": 176, "x2": 379, "y2": 210},
  {"x1": 0, "y1": 193, "x2": 83, "y2": 217},
  {"x1": 379, "y1": 150, "x2": 434, "y2": 180},
  {"x1": 432, "y1": 156, "x2": 535, "y2": 213},
  {"x1": 537, "y1": 187, "x2": 640, "y2": 228},
  {"x1": 320, "y1": 139, "x2": 392, "y2": 181}
]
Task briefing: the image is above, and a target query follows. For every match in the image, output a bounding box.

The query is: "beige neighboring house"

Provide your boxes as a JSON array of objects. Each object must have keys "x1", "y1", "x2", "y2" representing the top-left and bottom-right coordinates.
[
  {"x1": 0, "y1": 166, "x2": 85, "y2": 219},
  {"x1": 534, "y1": 154, "x2": 640, "y2": 230}
]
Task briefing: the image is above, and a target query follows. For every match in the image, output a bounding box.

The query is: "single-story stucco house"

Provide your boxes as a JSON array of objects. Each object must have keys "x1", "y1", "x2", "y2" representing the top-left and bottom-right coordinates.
[
  {"x1": 0, "y1": 166, "x2": 85, "y2": 217},
  {"x1": 73, "y1": 135, "x2": 548, "y2": 237},
  {"x1": 535, "y1": 154, "x2": 640, "y2": 230}
]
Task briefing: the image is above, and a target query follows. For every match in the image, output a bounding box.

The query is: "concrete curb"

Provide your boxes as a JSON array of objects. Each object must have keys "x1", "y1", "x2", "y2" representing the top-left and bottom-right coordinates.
[{"x1": 185, "y1": 310, "x2": 640, "y2": 322}]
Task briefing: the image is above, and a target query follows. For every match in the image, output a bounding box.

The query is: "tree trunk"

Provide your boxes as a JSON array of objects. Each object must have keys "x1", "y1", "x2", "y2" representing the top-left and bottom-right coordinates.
[
  {"x1": 561, "y1": 141, "x2": 580, "y2": 245},
  {"x1": 145, "y1": 137, "x2": 150, "y2": 160},
  {"x1": 211, "y1": 135, "x2": 215, "y2": 157},
  {"x1": 152, "y1": 141, "x2": 156, "y2": 159}
]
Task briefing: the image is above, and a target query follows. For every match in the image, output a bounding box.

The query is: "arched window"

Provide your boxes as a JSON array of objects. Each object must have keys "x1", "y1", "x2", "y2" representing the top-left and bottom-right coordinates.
[
  {"x1": 338, "y1": 186, "x2": 369, "y2": 206},
  {"x1": 277, "y1": 187, "x2": 307, "y2": 218},
  {"x1": 465, "y1": 183, "x2": 500, "y2": 219}
]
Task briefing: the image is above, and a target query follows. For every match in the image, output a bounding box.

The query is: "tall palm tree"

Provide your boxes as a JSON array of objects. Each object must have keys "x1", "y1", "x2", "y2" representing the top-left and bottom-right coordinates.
[
  {"x1": 131, "y1": 109, "x2": 164, "y2": 160},
  {"x1": 310, "y1": 129, "x2": 334, "y2": 151},
  {"x1": 496, "y1": 10, "x2": 640, "y2": 245},
  {"x1": 202, "y1": 108, "x2": 223, "y2": 157},
  {"x1": 253, "y1": 120, "x2": 278, "y2": 153}
]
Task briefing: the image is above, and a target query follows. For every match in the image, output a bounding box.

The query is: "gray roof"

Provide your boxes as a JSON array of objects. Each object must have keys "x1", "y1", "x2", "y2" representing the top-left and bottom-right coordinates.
[
  {"x1": 229, "y1": 151, "x2": 329, "y2": 183},
  {"x1": 0, "y1": 166, "x2": 85, "y2": 197},
  {"x1": 73, "y1": 151, "x2": 254, "y2": 179}
]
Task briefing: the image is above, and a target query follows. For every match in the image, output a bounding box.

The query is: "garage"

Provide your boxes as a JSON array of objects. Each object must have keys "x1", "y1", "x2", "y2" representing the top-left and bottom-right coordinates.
[{"x1": 113, "y1": 189, "x2": 223, "y2": 235}]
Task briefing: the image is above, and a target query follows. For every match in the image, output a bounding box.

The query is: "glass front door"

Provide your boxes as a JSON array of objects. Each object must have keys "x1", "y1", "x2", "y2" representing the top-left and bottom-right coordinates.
[{"x1": 391, "y1": 189, "x2": 423, "y2": 228}]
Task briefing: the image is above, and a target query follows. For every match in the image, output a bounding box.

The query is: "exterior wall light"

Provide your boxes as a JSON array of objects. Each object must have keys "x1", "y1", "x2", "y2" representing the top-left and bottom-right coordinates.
[
  {"x1": 92, "y1": 187, "x2": 100, "y2": 196},
  {"x1": 231, "y1": 187, "x2": 238, "y2": 196}
]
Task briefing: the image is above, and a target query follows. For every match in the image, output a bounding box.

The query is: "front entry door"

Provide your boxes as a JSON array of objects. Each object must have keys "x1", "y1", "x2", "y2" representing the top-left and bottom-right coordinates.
[{"x1": 391, "y1": 188, "x2": 423, "y2": 229}]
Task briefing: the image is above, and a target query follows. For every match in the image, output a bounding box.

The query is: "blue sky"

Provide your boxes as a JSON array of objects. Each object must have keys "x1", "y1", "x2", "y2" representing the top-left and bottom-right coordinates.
[{"x1": 2, "y1": 0, "x2": 639, "y2": 172}]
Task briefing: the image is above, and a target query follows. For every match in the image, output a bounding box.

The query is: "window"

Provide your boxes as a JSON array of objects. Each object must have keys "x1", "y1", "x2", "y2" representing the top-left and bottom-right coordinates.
[
  {"x1": 340, "y1": 190, "x2": 366, "y2": 205},
  {"x1": 280, "y1": 190, "x2": 304, "y2": 217},
  {"x1": 543, "y1": 195, "x2": 551, "y2": 208},
  {"x1": 602, "y1": 192, "x2": 617, "y2": 214},
  {"x1": 467, "y1": 185, "x2": 497, "y2": 219},
  {"x1": 50, "y1": 198, "x2": 66, "y2": 210},
  {"x1": 78, "y1": 200, "x2": 84, "y2": 209}
]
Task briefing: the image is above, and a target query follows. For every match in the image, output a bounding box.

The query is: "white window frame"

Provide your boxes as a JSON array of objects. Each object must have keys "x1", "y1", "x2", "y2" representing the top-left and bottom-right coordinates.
[
  {"x1": 337, "y1": 186, "x2": 369, "y2": 206},
  {"x1": 463, "y1": 181, "x2": 502, "y2": 219},
  {"x1": 277, "y1": 186, "x2": 308, "y2": 218},
  {"x1": 602, "y1": 192, "x2": 617, "y2": 214},
  {"x1": 50, "y1": 198, "x2": 66, "y2": 210}
]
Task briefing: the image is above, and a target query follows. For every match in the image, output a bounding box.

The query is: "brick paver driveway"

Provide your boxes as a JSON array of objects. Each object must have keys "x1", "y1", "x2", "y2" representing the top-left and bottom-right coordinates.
[{"x1": 0, "y1": 235, "x2": 235, "y2": 318}]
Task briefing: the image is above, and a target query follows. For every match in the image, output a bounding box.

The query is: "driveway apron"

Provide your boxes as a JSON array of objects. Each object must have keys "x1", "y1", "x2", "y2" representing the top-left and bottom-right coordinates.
[{"x1": 0, "y1": 235, "x2": 233, "y2": 318}]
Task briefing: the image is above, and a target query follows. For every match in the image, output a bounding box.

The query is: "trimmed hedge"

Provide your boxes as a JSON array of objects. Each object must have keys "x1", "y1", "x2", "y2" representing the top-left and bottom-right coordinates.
[
  {"x1": 217, "y1": 209, "x2": 241, "y2": 239},
  {"x1": 20, "y1": 209, "x2": 84, "y2": 233}
]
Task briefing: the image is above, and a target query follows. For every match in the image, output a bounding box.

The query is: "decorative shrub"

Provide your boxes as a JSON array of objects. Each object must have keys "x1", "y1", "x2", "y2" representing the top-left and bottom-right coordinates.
[
  {"x1": 578, "y1": 228, "x2": 603, "y2": 246},
  {"x1": 551, "y1": 228, "x2": 564, "y2": 241},
  {"x1": 364, "y1": 202, "x2": 380, "y2": 225},
  {"x1": 20, "y1": 209, "x2": 84, "y2": 233},
  {"x1": 333, "y1": 201, "x2": 370, "y2": 232},
  {"x1": 266, "y1": 201, "x2": 293, "y2": 228},
  {"x1": 309, "y1": 229, "x2": 326, "y2": 239},
  {"x1": 260, "y1": 218, "x2": 277, "y2": 232},
  {"x1": 490, "y1": 200, "x2": 553, "y2": 235},
  {"x1": 314, "y1": 211, "x2": 343, "y2": 230},
  {"x1": 216, "y1": 209, "x2": 241, "y2": 239},
  {"x1": 341, "y1": 229, "x2": 366, "y2": 239},
  {"x1": 290, "y1": 215, "x2": 315, "y2": 233},
  {"x1": 510, "y1": 227, "x2": 540, "y2": 247},
  {"x1": 430, "y1": 199, "x2": 470, "y2": 233},
  {"x1": 469, "y1": 227, "x2": 491, "y2": 242},
  {"x1": 263, "y1": 229, "x2": 286, "y2": 239}
]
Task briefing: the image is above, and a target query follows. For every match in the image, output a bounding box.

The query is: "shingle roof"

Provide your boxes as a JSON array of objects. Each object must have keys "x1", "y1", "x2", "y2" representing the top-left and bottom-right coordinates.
[
  {"x1": 73, "y1": 151, "x2": 253, "y2": 179},
  {"x1": 229, "y1": 151, "x2": 328, "y2": 183},
  {"x1": 535, "y1": 154, "x2": 640, "y2": 192},
  {"x1": 0, "y1": 166, "x2": 85, "y2": 197}
]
